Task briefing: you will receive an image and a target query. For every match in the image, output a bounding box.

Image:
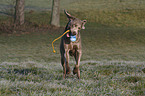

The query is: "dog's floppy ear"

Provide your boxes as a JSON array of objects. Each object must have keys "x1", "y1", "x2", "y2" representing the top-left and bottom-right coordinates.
[
  {"x1": 64, "y1": 10, "x2": 75, "y2": 20},
  {"x1": 81, "y1": 20, "x2": 87, "y2": 29}
]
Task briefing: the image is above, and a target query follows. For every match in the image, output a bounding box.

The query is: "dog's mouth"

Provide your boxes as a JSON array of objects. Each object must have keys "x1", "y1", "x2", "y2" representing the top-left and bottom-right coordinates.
[
  {"x1": 66, "y1": 33, "x2": 70, "y2": 37},
  {"x1": 66, "y1": 32, "x2": 76, "y2": 37},
  {"x1": 66, "y1": 33, "x2": 76, "y2": 37},
  {"x1": 66, "y1": 32, "x2": 76, "y2": 42}
]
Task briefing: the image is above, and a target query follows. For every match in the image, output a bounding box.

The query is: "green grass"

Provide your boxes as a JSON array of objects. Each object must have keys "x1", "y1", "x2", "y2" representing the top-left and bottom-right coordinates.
[
  {"x1": 0, "y1": 0, "x2": 145, "y2": 28},
  {"x1": 0, "y1": 26, "x2": 145, "y2": 95},
  {"x1": 10, "y1": 9, "x2": 145, "y2": 28},
  {"x1": 1, "y1": 0, "x2": 145, "y2": 10}
]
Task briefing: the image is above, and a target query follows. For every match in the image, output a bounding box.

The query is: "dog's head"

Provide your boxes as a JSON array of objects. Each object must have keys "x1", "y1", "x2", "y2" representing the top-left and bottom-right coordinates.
[{"x1": 64, "y1": 10, "x2": 87, "y2": 36}]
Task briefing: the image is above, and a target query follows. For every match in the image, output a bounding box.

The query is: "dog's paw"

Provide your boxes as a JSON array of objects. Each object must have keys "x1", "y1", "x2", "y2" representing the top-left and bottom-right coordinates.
[
  {"x1": 73, "y1": 67, "x2": 78, "y2": 75},
  {"x1": 66, "y1": 67, "x2": 71, "y2": 74}
]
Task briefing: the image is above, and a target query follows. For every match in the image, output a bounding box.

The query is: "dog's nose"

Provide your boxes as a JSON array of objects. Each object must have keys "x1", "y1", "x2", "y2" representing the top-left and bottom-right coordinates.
[{"x1": 72, "y1": 32, "x2": 76, "y2": 35}]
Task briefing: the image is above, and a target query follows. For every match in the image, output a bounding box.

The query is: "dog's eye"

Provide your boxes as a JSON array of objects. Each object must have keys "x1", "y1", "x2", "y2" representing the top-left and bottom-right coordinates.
[
  {"x1": 74, "y1": 25, "x2": 77, "y2": 27},
  {"x1": 78, "y1": 27, "x2": 81, "y2": 30}
]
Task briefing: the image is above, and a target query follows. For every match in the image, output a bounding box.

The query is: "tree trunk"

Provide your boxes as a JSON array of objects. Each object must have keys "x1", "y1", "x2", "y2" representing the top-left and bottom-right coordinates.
[
  {"x1": 14, "y1": 0, "x2": 25, "y2": 26},
  {"x1": 51, "y1": 0, "x2": 60, "y2": 27}
]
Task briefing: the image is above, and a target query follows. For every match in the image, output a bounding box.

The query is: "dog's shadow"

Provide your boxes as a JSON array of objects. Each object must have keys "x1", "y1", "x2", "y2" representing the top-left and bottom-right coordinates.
[
  {"x1": 6, "y1": 67, "x2": 64, "y2": 81},
  {"x1": 3, "y1": 63, "x2": 79, "y2": 81}
]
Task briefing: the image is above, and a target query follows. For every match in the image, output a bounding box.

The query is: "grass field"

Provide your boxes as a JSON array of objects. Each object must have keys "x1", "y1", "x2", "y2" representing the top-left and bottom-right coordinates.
[
  {"x1": 0, "y1": 0, "x2": 145, "y2": 96},
  {"x1": 0, "y1": 26, "x2": 145, "y2": 95}
]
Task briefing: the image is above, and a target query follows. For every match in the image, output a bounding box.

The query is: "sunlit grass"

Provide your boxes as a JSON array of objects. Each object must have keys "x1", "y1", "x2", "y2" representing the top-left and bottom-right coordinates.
[{"x1": 0, "y1": 60, "x2": 144, "y2": 95}]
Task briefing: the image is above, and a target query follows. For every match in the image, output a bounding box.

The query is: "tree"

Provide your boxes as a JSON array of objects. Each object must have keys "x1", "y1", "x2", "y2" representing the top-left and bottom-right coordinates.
[
  {"x1": 51, "y1": 0, "x2": 60, "y2": 27},
  {"x1": 14, "y1": 0, "x2": 25, "y2": 26}
]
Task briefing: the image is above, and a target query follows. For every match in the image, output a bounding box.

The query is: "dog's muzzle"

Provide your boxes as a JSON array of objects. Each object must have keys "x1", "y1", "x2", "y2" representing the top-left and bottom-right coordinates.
[{"x1": 66, "y1": 31, "x2": 76, "y2": 42}]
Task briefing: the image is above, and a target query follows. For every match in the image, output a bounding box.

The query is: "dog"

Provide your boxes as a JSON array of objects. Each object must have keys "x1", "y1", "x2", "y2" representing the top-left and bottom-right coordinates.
[{"x1": 60, "y1": 10, "x2": 87, "y2": 79}]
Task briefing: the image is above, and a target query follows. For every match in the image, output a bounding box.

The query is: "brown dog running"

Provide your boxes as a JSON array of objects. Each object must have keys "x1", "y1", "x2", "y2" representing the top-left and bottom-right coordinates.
[{"x1": 60, "y1": 10, "x2": 87, "y2": 79}]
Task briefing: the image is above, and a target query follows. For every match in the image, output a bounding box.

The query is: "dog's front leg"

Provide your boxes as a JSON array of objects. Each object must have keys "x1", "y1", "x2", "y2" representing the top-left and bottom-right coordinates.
[
  {"x1": 61, "y1": 54, "x2": 66, "y2": 79},
  {"x1": 65, "y1": 49, "x2": 71, "y2": 75},
  {"x1": 61, "y1": 52, "x2": 70, "y2": 79},
  {"x1": 73, "y1": 50, "x2": 82, "y2": 79}
]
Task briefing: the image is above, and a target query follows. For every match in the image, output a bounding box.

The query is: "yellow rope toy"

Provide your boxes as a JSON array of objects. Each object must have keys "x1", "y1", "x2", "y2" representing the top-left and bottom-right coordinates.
[{"x1": 52, "y1": 30, "x2": 70, "y2": 53}]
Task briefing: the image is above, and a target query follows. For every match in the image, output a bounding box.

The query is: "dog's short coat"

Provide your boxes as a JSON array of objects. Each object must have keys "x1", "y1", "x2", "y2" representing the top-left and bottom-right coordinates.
[{"x1": 60, "y1": 10, "x2": 87, "y2": 79}]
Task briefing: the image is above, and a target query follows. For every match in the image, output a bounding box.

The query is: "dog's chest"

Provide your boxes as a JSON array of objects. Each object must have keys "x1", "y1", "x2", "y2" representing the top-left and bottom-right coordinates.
[{"x1": 64, "y1": 42, "x2": 81, "y2": 50}]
